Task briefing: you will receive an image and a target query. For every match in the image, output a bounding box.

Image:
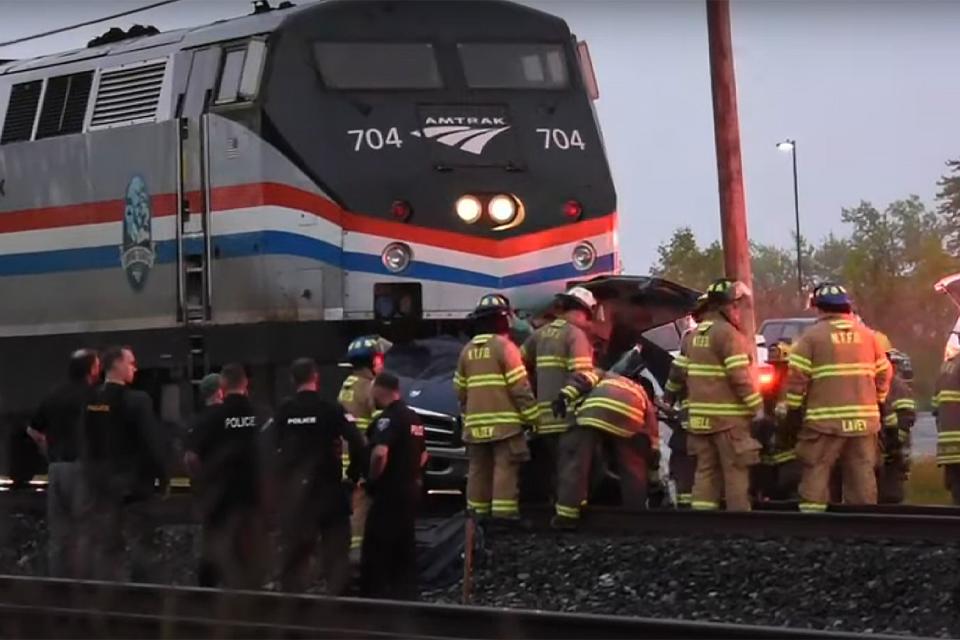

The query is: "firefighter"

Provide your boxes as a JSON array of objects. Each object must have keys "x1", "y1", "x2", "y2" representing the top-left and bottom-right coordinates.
[
  {"x1": 454, "y1": 294, "x2": 538, "y2": 522},
  {"x1": 521, "y1": 286, "x2": 599, "y2": 500},
  {"x1": 876, "y1": 349, "x2": 916, "y2": 504},
  {"x1": 338, "y1": 335, "x2": 390, "y2": 553},
  {"x1": 933, "y1": 351, "x2": 960, "y2": 505},
  {"x1": 752, "y1": 341, "x2": 801, "y2": 501},
  {"x1": 553, "y1": 346, "x2": 658, "y2": 528},
  {"x1": 664, "y1": 294, "x2": 709, "y2": 509},
  {"x1": 783, "y1": 283, "x2": 891, "y2": 511},
  {"x1": 663, "y1": 279, "x2": 762, "y2": 512}
]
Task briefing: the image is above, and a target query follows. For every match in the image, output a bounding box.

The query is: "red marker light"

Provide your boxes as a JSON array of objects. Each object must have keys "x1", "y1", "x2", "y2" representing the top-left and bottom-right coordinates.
[
  {"x1": 391, "y1": 200, "x2": 412, "y2": 222},
  {"x1": 563, "y1": 200, "x2": 583, "y2": 220},
  {"x1": 758, "y1": 365, "x2": 775, "y2": 390}
]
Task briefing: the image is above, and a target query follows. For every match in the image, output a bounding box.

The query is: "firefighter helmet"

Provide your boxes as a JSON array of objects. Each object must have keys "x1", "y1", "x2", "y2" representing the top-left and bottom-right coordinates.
[
  {"x1": 340, "y1": 335, "x2": 392, "y2": 367},
  {"x1": 556, "y1": 286, "x2": 598, "y2": 315},
  {"x1": 706, "y1": 278, "x2": 751, "y2": 305},
  {"x1": 767, "y1": 340, "x2": 792, "y2": 364},
  {"x1": 469, "y1": 293, "x2": 512, "y2": 319},
  {"x1": 888, "y1": 349, "x2": 913, "y2": 381},
  {"x1": 809, "y1": 282, "x2": 852, "y2": 310}
]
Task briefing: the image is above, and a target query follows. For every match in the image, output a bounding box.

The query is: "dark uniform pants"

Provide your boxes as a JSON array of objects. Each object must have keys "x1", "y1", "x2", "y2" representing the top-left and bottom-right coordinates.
[
  {"x1": 944, "y1": 465, "x2": 960, "y2": 506},
  {"x1": 688, "y1": 424, "x2": 761, "y2": 512},
  {"x1": 877, "y1": 464, "x2": 907, "y2": 504},
  {"x1": 361, "y1": 499, "x2": 417, "y2": 600},
  {"x1": 280, "y1": 517, "x2": 350, "y2": 594},
  {"x1": 200, "y1": 505, "x2": 266, "y2": 590},
  {"x1": 466, "y1": 433, "x2": 528, "y2": 519},
  {"x1": 522, "y1": 434, "x2": 561, "y2": 503},
  {"x1": 555, "y1": 425, "x2": 649, "y2": 519},
  {"x1": 46, "y1": 461, "x2": 88, "y2": 578},
  {"x1": 81, "y1": 495, "x2": 162, "y2": 583},
  {"x1": 796, "y1": 429, "x2": 878, "y2": 511}
]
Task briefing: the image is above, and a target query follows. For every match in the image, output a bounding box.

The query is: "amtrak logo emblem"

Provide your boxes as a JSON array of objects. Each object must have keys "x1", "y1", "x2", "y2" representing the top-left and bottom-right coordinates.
[
  {"x1": 120, "y1": 175, "x2": 155, "y2": 291},
  {"x1": 411, "y1": 116, "x2": 510, "y2": 155}
]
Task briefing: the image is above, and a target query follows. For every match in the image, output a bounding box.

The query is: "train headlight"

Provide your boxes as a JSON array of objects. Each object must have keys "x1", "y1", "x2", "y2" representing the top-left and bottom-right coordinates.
[
  {"x1": 572, "y1": 241, "x2": 597, "y2": 272},
  {"x1": 382, "y1": 242, "x2": 412, "y2": 273},
  {"x1": 455, "y1": 195, "x2": 483, "y2": 224},
  {"x1": 488, "y1": 194, "x2": 518, "y2": 225}
]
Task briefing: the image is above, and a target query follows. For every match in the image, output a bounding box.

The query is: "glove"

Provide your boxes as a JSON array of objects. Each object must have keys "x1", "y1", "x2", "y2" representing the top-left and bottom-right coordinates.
[{"x1": 551, "y1": 396, "x2": 568, "y2": 419}]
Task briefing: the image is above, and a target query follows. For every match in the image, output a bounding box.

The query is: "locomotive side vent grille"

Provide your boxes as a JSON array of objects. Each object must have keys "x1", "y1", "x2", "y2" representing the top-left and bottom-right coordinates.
[
  {"x1": 36, "y1": 71, "x2": 93, "y2": 139},
  {"x1": 0, "y1": 80, "x2": 42, "y2": 144},
  {"x1": 90, "y1": 60, "x2": 167, "y2": 128}
]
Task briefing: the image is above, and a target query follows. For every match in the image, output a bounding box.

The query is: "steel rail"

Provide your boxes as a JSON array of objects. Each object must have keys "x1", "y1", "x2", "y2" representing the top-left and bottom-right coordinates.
[
  {"x1": 520, "y1": 505, "x2": 960, "y2": 542},
  {"x1": 0, "y1": 576, "x2": 920, "y2": 639}
]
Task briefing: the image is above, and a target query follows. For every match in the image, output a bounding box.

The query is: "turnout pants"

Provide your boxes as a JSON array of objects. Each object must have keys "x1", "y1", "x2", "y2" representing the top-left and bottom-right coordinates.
[
  {"x1": 350, "y1": 485, "x2": 370, "y2": 552},
  {"x1": 877, "y1": 464, "x2": 907, "y2": 504},
  {"x1": 361, "y1": 500, "x2": 417, "y2": 600},
  {"x1": 796, "y1": 429, "x2": 878, "y2": 511},
  {"x1": 466, "y1": 433, "x2": 529, "y2": 519},
  {"x1": 688, "y1": 424, "x2": 761, "y2": 512},
  {"x1": 46, "y1": 461, "x2": 88, "y2": 578},
  {"x1": 555, "y1": 425, "x2": 649, "y2": 519}
]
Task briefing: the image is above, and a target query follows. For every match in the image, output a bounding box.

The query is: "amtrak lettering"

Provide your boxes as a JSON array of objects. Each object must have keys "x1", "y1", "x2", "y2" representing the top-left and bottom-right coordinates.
[
  {"x1": 224, "y1": 415, "x2": 256, "y2": 429},
  {"x1": 120, "y1": 175, "x2": 155, "y2": 291},
  {"x1": 415, "y1": 106, "x2": 518, "y2": 163}
]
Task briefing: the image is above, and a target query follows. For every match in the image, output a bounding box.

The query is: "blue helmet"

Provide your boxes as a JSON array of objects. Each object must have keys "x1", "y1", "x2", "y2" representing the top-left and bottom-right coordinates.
[
  {"x1": 341, "y1": 335, "x2": 391, "y2": 367},
  {"x1": 810, "y1": 282, "x2": 851, "y2": 310}
]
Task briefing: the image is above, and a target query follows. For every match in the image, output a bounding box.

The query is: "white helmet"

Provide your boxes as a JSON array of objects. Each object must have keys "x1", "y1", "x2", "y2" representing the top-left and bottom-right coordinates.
[{"x1": 557, "y1": 286, "x2": 598, "y2": 315}]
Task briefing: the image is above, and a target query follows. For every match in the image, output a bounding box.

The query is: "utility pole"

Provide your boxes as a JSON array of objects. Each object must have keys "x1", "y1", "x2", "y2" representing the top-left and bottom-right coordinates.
[{"x1": 706, "y1": 0, "x2": 756, "y2": 341}]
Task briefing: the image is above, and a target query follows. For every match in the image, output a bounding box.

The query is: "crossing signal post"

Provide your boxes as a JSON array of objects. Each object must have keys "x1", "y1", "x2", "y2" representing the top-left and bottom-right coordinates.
[{"x1": 706, "y1": 0, "x2": 756, "y2": 341}]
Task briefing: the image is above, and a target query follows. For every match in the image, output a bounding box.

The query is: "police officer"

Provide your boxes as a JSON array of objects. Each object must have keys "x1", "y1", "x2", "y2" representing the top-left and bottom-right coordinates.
[
  {"x1": 274, "y1": 358, "x2": 366, "y2": 593},
  {"x1": 182, "y1": 372, "x2": 223, "y2": 586},
  {"x1": 80, "y1": 345, "x2": 170, "y2": 582},
  {"x1": 27, "y1": 349, "x2": 100, "y2": 578},
  {"x1": 338, "y1": 335, "x2": 390, "y2": 553},
  {"x1": 361, "y1": 372, "x2": 426, "y2": 600},
  {"x1": 521, "y1": 286, "x2": 599, "y2": 500},
  {"x1": 784, "y1": 283, "x2": 891, "y2": 511},
  {"x1": 875, "y1": 349, "x2": 916, "y2": 504},
  {"x1": 454, "y1": 294, "x2": 538, "y2": 522},
  {"x1": 184, "y1": 363, "x2": 268, "y2": 589},
  {"x1": 553, "y1": 346, "x2": 658, "y2": 528},
  {"x1": 663, "y1": 279, "x2": 762, "y2": 512},
  {"x1": 934, "y1": 350, "x2": 960, "y2": 504}
]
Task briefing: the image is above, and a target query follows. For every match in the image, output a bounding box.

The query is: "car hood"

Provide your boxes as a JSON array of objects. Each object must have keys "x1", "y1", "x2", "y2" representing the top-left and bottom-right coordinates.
[{"x1": 398, "y1": 374, "x2": 461, "y2": 418}]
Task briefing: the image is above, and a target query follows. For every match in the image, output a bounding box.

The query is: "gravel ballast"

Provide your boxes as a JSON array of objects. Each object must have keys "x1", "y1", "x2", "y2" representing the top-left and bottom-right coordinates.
[
  {"x1": 4, "y1": 512, "x2": 959, "y2": 637},
  {"x1": 425, "y1": 530, "x2": 960, "y2": 638}
]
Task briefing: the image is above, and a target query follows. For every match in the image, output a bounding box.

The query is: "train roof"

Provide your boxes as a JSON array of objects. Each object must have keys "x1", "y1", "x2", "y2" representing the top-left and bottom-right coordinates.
[
  {"x1": 0, "y1": 1, "x2": 309, "y2": 77},
  {"x1": 0, "y1": 0, "x2": 565, "y2": 78}
]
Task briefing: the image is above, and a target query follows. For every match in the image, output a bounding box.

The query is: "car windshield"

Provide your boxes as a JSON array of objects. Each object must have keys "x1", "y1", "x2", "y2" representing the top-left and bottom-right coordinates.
[{"x1": 384, "y1": 336, "x2": 466, "y2": 379}]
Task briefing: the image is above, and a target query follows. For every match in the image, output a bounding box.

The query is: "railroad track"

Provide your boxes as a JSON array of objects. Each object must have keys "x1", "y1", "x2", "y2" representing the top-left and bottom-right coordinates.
[
  {"x1": 4, "y1": 489, "x2": 960, "y2": 541},
  {"x1": 0, "y1": 575, "x2": 919, "y2": 639}
]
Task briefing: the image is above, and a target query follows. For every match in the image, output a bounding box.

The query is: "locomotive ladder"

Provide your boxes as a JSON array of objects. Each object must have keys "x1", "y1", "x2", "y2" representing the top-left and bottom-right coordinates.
[{"x1": 175, "y1": 115, "x2": 214, "y2": 402}]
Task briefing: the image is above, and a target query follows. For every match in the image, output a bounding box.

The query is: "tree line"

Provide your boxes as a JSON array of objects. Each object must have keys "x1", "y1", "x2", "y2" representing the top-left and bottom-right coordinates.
[{"x1": 650, "y1": 160, "x2": 960, "y2": 404}]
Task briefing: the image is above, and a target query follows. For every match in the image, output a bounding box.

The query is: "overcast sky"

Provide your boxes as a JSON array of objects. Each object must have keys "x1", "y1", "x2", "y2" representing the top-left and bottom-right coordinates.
[{"x1": 1, "y1": 0, "x2": 957, "y2": 273}]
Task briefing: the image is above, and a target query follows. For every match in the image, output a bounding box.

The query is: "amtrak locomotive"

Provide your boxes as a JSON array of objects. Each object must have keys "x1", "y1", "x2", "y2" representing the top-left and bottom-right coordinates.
[{"x1": 0, "y1": 0, "x2": 617, "y2": 433}]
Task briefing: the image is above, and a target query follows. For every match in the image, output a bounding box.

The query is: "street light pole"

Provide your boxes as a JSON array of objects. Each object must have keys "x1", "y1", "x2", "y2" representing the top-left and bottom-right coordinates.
[{"x1": 777, "y1": 139, "x2": 803, "y2": 298}]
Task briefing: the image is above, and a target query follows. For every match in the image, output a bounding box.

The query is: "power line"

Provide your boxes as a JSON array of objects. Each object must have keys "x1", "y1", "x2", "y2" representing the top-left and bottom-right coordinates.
[{"x1": 0, "y1": 0, "x2": 184, "y2": 50}]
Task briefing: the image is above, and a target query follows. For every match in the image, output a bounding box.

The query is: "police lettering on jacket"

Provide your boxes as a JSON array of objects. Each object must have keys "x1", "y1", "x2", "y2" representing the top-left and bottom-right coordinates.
[
  {"x1": 454, "y1": 333, "x2": 538, "y2": 443},
  {"x1": 224, "y1": 415, "x2": 257, "y2": 429}
]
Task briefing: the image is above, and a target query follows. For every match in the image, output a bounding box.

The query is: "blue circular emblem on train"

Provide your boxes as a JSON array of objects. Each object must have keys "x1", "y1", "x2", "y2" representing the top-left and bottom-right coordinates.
[{"x1": 120, "y1": 175, "x2": 155, "y2": 291}]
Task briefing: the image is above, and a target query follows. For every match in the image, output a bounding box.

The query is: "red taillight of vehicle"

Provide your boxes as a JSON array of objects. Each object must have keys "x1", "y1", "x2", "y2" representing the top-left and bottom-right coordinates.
[
  {"x1": 563, "y1": 200, "x2": 583, "y2": 220},
  {"x1": 391, "y1": 200, "x2": 412, "y2": 222},
  {"x1": 758, "y1": 364, "x2": 775, "y2": 390}
]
